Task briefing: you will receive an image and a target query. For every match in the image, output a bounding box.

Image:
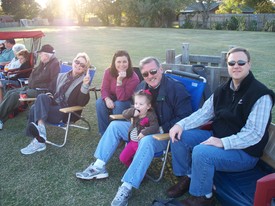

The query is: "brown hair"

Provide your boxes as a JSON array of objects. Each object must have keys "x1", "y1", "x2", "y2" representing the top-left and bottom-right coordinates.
[
  {"x1": 226, "y1": 47, "x2": 251, "y2": 62},
  {"x1": 17, "y1": 49, "x2": 30, "y2": 62},
  {"x1": 109, "y1": 50, "x2": 134, "y2": 77}
]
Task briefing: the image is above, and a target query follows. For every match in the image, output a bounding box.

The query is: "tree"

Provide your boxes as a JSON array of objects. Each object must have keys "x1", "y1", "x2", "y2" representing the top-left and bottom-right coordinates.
[
  {"x1": 216, "y1": 0, "x2": 242, "y2": 14},
  {"x1": 196, "y1": 0, "x2": 216, "y2": 29},
  {"x1": 255, "y1": 1, "x2": 274, "y2": 13},
  {"x1": 120, "y1": 0, "x2": 187, "y2": 27},
  {"x1": 1, "y1": 0, "x2": 40, "y2": 20}
]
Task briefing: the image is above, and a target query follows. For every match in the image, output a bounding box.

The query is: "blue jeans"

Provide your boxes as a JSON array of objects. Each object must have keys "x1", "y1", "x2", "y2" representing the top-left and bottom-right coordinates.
[
  {"x1": 170, "y1": 129, "x2": 259, "y2": 196},
  {"x1": 95, "y1": 98, "x2": 131, "y2": 135},
  {"x1": 94, "y1": 120, "x2": 168, "y2": 189}
]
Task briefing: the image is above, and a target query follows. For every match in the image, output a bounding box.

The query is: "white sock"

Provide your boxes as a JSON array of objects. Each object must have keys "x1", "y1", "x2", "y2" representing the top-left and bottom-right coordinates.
[
  {"x1": 205, "y1": 192, "x2": 213, "y2": 198},
  {"x1": 94, "y1": 159, "x2": 106, "y2": 169},
  {"x1": 187, "y1": 174, "x2": 191, "y2": 178},
  {"x1": 122, "y1": 182, "x2": 132, "y2": 190}
]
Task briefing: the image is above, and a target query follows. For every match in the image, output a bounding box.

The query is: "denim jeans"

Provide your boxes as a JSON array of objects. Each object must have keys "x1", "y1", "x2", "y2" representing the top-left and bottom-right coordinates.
[
  {"x1": 94, "y1": 120, "x2": 168, "y2": 189},
  {"x1": 170, "y1": 129, "x2": 259, "y2": 196},
  {"x1": 95, "y1": 97, "x2": 131, "y2": 135}
]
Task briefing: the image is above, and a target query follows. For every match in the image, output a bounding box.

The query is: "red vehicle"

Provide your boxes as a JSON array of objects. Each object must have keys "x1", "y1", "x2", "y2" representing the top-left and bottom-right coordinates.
[{"x1": 0, "y1": 30, "x2": 45, "y2": 85}]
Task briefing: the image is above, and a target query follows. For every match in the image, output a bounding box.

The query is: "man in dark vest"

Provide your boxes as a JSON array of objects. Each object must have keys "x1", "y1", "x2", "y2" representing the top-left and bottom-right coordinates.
[{"x1": 166, "y1": 47, "x2": 274, "y2": 206}]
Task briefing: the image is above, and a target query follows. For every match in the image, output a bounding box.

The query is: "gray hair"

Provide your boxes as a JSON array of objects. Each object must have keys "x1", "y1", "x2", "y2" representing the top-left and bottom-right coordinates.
[
  {"x1": 139, "y1": 56, "x2": 161, "y2": 70},
  {"x1": 12, "y1": 44, "x2": 26, "y2": 53}
]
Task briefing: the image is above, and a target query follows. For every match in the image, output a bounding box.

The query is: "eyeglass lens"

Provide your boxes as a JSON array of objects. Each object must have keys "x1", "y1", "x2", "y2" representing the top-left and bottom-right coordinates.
[
  {"x1": 228, "y1": 60, "x2": 247, "y2": 66},
  {"x1": 142, "y1": 69, "x2": 158, "y2": 77},
  {"x1": 74, "y1": 59, "x2": 86, "y2": 69}
]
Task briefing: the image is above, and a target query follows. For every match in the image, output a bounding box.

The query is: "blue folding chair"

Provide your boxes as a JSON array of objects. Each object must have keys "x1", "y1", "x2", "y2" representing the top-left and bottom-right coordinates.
[
  {"x1": 146, "y1": 69, "x2": 207, "y2": 182},
  {"x1": 26, "y1": 63, "x2": 96, "y2": 148}
]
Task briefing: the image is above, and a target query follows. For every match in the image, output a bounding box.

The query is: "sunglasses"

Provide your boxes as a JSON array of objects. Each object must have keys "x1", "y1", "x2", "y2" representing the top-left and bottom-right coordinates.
[
  {"x1": 74, "y1": 59, "x2": 87, "y2": 69},
  {"x1": 227, "y1": 60, "x2": 247, "y2": 66},
  {"x1": 142, "y1": 69, "x2": 158, "y2": 78}
]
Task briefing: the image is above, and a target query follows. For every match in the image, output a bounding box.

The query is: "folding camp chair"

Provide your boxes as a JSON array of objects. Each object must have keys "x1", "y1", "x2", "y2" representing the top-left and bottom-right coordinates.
[
  {"x1": 20, "y1": 63, "x2": 96, "y2": 147},
  {"x1": 146, "y1": 69, "x2": 207, "y2": 182}
]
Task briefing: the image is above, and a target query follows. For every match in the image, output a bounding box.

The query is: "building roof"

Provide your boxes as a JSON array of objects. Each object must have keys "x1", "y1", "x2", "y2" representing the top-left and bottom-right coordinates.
[
  {"x1": 180, "y1": 2, "x2": 254, "y2": 14},
  {"x1": 181, "y1": 2, "x2": 220, "y2": 13}
]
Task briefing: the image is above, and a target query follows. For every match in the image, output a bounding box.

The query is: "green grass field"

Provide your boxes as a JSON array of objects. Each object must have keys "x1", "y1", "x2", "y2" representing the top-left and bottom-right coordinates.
[{"x1": 0, "y1": 26, "x2": 274, "y2": 206}]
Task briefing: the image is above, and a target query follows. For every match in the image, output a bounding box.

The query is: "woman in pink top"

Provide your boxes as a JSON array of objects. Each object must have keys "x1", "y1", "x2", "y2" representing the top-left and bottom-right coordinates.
[{"x1": 96, "y1": 50, "x2": 140, "y2": 135}]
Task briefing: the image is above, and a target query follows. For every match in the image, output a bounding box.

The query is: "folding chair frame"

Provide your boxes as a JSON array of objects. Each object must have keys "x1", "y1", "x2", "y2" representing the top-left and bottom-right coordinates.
[{"x1": 46, "y1": 106, "x2": 91, "y2": 147}]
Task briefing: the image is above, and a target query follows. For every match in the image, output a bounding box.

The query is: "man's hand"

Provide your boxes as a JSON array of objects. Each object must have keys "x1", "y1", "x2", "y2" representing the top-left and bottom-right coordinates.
[
  {"x1": 201, "y1": 136, "x2": 224, "y2": 148},
  {"x1": 169, "y1": 124, "x2": 183, "y2": 143}
]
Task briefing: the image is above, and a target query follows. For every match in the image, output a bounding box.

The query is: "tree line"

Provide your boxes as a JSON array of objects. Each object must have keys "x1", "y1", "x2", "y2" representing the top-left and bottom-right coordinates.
[{"x1": 0, "y1": 0, "x2": 274, "y2": 28}]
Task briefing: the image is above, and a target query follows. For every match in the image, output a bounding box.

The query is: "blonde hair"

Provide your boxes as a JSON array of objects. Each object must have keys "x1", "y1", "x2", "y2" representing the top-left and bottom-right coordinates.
[{"x1": 74, "y1": 52, "x2": 91, "y2": 69}]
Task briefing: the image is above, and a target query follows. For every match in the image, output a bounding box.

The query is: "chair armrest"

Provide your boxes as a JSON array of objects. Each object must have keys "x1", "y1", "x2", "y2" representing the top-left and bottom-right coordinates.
[
  {"x1": 59, "y1": 106, "x2": 84, "y2": 113},
  {"x1": 109, "y1": 114, "x2": 124, "y2": 120},
  {"x1": 153, "y1": 133, "x2": 170, "y2": 141},
  {"x1": 19, "y1": 97, "x2": 37, "y2": 102},
  {"x1": 7, "y1": 67, "x2": 33, "y2": 75}
]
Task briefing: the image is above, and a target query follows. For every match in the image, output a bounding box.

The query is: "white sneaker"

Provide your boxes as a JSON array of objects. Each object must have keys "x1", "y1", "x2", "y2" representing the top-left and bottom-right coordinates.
[
  {"x1": 75, "y1": 162, "x2": 109, "y2": 180},
  {"x1": 20, "y1": 139, "x2": 46, "y2": 155},
  {"x1": 111, "y1": 186, "x2": 132, "y2": 206},
  {"x1": 0, "y1": 120, "x2": 3, "y2": 130}
]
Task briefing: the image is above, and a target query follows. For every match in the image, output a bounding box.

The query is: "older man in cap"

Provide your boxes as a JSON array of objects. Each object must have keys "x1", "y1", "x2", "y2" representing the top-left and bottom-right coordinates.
[{"x1": 0, "y1": 44, "x2": 60, "y2": 130}]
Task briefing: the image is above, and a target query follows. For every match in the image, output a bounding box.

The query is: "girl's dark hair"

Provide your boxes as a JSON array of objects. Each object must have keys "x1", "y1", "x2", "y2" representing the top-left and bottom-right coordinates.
[
  {"x1": 134, "y1": 89, "x2": 153, "y2": 104},
  {"x1": 110, "y1": 50, "x2": 133, "y2": 77}
]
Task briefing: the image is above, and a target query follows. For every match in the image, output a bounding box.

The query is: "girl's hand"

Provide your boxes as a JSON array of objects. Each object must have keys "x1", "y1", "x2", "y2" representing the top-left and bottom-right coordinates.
[
  {"x1": 117, "y1": 71, "x2": 126, "y2": 81},
  {"x1": 138, "y1": 133, "x2": 144, "y2": 140},
  {"x1": 105, "y1": 97, "x2": 115, "y2": 109}
]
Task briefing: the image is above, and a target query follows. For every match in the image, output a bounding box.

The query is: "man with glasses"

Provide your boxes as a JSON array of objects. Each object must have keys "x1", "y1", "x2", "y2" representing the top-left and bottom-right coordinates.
[
  {"x1": 0, "y1": 44, "x2": 59, "y2": 130},
  {"x1": 165, "y1": 47, "x2": 274, "y2": 206},
  {"x1": 76, "y1": 56, "x2": 193, "y2": 206}
]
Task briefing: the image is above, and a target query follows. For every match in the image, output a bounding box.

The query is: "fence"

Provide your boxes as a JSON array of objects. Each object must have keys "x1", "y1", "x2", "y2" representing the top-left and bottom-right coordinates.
[{"x1": 161, "y1": 43, "x2": 230, "y2": 92}]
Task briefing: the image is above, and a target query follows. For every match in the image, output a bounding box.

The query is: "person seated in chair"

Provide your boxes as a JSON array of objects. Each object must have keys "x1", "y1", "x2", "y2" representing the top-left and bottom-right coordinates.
[
  {"x1": 75, "y1": 57, "x2": 193, "y2": 206},
  {"x1": 0, "y1": 44, "x2": 59, "y2": 130},
  {"x1": 0, "y1": 49, "x2": 31, "y2": 102},
  {"x1": 0, "y1": 41, "x2": 6, "y2": 54},
  {"x1": 166, "y1": 47, "x2": 275, "y2": 206},
  {"x1": 0, "y1": 39, "x2": 16, "y2": 69},
  {"x1": 3, "y1": 43, "x2": 26, "y2": 71},
  {"x1": 20, "y1": 52, "x2": 92, "y2": 155},
  {"x1": 96, "y1": 50, "x2": 140, "y2": 136}
]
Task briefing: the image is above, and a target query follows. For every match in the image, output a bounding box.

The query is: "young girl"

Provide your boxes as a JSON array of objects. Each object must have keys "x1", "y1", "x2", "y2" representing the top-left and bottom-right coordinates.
[{"x1": 119, "y1": 89, "x2": 159, "y2": 167}]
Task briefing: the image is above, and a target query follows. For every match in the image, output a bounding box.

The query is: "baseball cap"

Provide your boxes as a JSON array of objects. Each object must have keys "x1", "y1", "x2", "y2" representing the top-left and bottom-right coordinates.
[{"x1": 37, "y1": 44, "x2": 55, "y2": 53}]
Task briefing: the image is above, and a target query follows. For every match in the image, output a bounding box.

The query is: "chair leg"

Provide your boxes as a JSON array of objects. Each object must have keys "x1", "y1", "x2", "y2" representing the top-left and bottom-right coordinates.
[
  {"x1": 45, "y1": 113, "x2": 72, "y2": 148},
  {"x1": 146, "y1": 140, "x2": 171, "y2": 182}
]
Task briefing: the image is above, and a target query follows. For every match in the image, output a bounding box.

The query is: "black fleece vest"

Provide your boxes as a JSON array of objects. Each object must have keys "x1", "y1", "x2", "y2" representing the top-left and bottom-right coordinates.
[{"x1": 212, "y1": 72, "x2": 274, "y2": 157}]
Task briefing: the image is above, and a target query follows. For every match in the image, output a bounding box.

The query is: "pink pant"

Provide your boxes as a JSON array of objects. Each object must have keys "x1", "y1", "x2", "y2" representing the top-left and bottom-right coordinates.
[{"x1": 119, "y1": 140, "x2": 138, "y2": 167}]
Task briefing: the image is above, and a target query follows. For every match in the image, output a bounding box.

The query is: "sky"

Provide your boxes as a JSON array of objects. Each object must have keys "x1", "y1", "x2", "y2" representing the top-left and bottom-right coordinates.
[{"x1": 35, "y1": 0, "x2": 47, "y2": 8}]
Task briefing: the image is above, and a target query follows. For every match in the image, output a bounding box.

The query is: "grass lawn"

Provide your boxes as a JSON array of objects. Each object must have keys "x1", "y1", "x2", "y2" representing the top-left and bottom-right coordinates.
[{"x1": 0, "y1": 26, "x2": 274, "y2": 206}]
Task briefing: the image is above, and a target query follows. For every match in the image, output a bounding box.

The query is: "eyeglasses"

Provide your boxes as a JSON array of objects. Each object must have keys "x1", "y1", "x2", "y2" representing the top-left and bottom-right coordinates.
[
  {"x1": 142, "y1": 69, "x2": 158, "y2": 78},
  {"x1": 74, "y1": 59, "x2": 87, "y2": 69},
  {"x1": 227, "y1": 60, "x2": 247, "y2": 66}
]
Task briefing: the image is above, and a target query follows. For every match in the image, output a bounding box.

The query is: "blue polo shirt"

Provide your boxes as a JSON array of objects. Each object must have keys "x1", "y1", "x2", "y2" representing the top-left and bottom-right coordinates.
[{"x1": 0, "y1": 48, "x2": 15, "y2": 63}]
